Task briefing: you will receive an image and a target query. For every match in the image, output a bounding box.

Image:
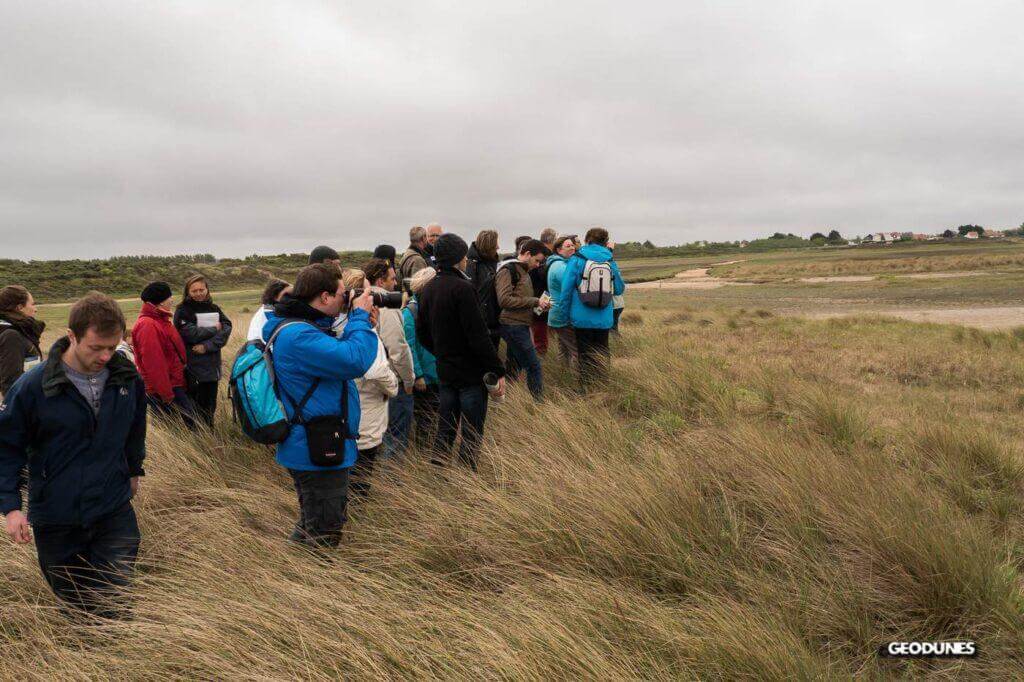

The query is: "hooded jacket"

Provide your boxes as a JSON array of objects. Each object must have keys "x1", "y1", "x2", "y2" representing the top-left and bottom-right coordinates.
[
  {"x1": 465, "y1": 242, "x2": 500, "y2": 332},
  {"x1": 416, "y1": 267, "x2": 505, "y2": 388},
  {"x1": 371, "y1": 286, "x2": 415, "y2": 388},
  {"x1": 0, "y1": 338, "x2": 147, "y2": 526},
  {"x1": 355, "y1": 336, "x2": 399, "y2": 451},
  {"x1": 402, "y1": 297, "x2": 438, "y2": 385},
  {"x1": 0, "y1": 313, "x2": 45, "y2": 395},
  {"x1": 555, "y1": 244, "x2": 626, "y2": 330},
  {"x1": 173, "y1": 297, "x2": 233, "y2": 383},
  {"x1": 262, "y1": 296, "x2": 377, "y2": 471},
  {"x1": 545, "y1": 253, "x2": 571, "y2": 329},
  {"x1": 495, "y1": 260, "x2": 539, "y2": 327},
  {"x1": 132, "y1": 302, "x2": 187, "y2": 402}
]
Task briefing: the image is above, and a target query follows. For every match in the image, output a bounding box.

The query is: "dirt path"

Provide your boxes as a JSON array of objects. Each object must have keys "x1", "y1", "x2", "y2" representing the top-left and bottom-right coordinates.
[{"x1": 631, "y1": 261, "x2": 748, "y2": 290}]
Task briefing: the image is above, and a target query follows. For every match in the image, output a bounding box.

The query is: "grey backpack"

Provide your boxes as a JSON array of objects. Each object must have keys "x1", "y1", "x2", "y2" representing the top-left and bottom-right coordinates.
[{"x1": 577, "y1": 259, "x2": 614, "y2": 308}]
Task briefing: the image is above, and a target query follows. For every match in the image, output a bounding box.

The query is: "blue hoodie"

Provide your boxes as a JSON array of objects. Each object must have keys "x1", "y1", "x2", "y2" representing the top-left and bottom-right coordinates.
[
  {"x1": 546, "y1": 253, "x2": 571, "y2": 329},
  {"x1": 262, "y1": 304, "x2": 377, "y2": 471},
  {"x1": 555, "y1": 244, "x2": 626, "y2": 330}
]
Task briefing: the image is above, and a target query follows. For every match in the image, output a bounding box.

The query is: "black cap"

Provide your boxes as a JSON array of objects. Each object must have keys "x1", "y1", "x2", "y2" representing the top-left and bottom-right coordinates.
[
  {"x1": 309, "y1": 245, "x2": 340, "y2": 264},
  {"x1": 140, "y1": 281, "x2": 173, "y2": 305},
  {"x1": 433, "y1": 233, "x2": 469, "y2": 268}
]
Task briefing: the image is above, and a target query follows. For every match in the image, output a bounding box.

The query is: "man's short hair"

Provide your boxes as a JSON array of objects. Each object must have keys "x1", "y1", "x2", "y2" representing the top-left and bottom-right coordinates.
[
  {"x1": 292, "y1": 263, "x2": 343, "y2": 303},
  {"x1": 426, "y1": 223, "x2": 443, "y2": 235},
  {"x1": 519, "y1": 239, "x2": 548, "y2": 257},
  {"x1": 309, "y1": 245, "x2": 340, "y2": 264},
  {"x1": 261, "y1": 279, "x2": 290, "y2": 306},
  {"x1": 515, "y1": 235, "x2": 531, "y2": 251},
  {"x1": 362, "y1": 258, "x2": 393, "y2": 286},
  {"x1": 539, "y1": 227, "x2": 557, "y2": 245},
  {"x1": 409, "y1": 225, "x2": 426, "y2": 243},
  {"x1": 584, "y1": 227, "x2": 609, "y2": 246},
  {"x1": 69, "y1": 292, "x2": 126, "y2": 339}
]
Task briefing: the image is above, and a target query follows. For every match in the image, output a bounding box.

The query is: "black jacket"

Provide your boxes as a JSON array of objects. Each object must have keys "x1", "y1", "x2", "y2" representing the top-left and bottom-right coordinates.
[
  {"x1": 416, "y1": 267, "x2": 505, "y2": 388},
  {"x1": 0, "y1": 314, "x2": 44, "y2": 395},
  {"x1": 173, "y1": 299, "x2": 233, "y2": 382},
  {"x1": 0, "y1": 338, "x2": 147, "y2": 526},
  {"x1": 465, "y1": 243, "x2": 500, "y2": 331}
]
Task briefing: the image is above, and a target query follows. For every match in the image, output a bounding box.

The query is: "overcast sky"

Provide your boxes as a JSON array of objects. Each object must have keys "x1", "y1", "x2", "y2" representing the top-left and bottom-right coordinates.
[{"x1": 2, "y1": 1, "x2": 1023, "y2": 260}]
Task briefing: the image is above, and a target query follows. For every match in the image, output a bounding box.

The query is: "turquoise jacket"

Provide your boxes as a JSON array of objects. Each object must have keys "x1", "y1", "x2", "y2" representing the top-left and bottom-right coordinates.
[
  {"x1": 546, "y1": 254, "x2": 571, "y2": 328},
  {"x1": 556, "y1": 244, "x2": 626, "y2": 330},
  {"x1": 402, "y1": 299, "x2": 439, "y2": 386}
]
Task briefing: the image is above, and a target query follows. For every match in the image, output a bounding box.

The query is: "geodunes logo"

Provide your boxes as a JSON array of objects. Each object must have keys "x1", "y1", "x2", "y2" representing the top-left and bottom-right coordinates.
[{"x1": 880, "y1": 641, "x2": 977, "y2": 658}]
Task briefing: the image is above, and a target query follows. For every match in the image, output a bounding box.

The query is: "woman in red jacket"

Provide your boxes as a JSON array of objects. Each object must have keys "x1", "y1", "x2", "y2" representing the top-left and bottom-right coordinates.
[{"x1": 131, "y1": 281, "x2": 196, "y2": 426}]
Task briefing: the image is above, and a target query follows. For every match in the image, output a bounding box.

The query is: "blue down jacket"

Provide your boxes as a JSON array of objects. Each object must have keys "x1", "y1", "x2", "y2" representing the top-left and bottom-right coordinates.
[{"x1": 555, "y1": 244, "x2": 626, "y2": 330}]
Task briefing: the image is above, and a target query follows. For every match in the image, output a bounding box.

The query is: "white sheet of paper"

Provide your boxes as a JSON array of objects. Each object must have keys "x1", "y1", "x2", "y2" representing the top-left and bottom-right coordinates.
[{"x1": 195, "y1": 312, "x2": 220, "y2": 329}]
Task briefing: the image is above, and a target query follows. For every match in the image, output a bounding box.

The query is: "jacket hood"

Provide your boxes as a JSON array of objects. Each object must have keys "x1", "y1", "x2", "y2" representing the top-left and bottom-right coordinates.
[
  {"x1": 41, "y1": 336, "x2": 139, "y2": 398},
  {"x1": 577, "y1": 244, "x2": 613, "y2": 262},
  {"x1": 468, "y1": 242, "x2": 498, "y2": 264},
  {"x1": 546, "y1": 253, "x2": 568, "y2": 265},
  {"x1": 139, "y1": 301, "x2": 172, "y2": 320}
]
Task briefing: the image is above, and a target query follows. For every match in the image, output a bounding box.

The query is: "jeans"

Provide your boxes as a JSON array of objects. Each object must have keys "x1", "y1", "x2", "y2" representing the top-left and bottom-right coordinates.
[
  {"x1": 575, "y1": 327, "x2": 611, "y2": 390},
  {"x1": 147, "y1": 386, "x2": 197, "y2": 429},
  {"x1": 188, "y1": 380, "x2": 219, "y2": 428},
  {"x1": 500, "y1": 324, "x2": 543, "y2": 400},
  {"x1": 351, "y1": 445, "x2": 380, "y2": 499},
  {"x1": 433, "y1": 383, "x2": 489, "y2": 470},
  {"x1": 287, "y1": 468, "x2": 350, "y2": 549},
  {"x1": 383, "y1": 390, "x2": 414, "y2": 460},
  {"x1": 34, "y1": 503, "x2": 140, "y2": 618},
  {"x1": 412, "y1": 383, "x2": 440, "y2": 451}
]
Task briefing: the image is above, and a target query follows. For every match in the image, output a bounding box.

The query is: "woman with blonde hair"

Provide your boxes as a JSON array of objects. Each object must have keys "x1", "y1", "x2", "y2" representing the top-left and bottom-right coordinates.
[{"x1": 173, "y1": 274, "x2": 233, "y2": 426}]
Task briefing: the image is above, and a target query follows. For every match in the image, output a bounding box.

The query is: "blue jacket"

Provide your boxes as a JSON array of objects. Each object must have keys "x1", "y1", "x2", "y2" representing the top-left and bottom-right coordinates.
[
  {"x1": 402, "y1": 299, "x2": 439, "y2": 386},
  {"x1": 546, "y1": 254, "x2": 571, "y2": 328},
  {"x1": 262, "y1": 301, "x2": 378, "y2": 471},
  {"x1": 556, "y1": 244, "x2": 626, "y2": 330},
  {"x1": 0, "y1": 338, "x2": 147, "y2": 526}
]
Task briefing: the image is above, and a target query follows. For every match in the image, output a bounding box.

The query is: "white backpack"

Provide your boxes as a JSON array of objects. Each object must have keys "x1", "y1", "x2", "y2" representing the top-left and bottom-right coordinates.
[{"x1": 577, "y1": 259, "x2": 614, "y2": 308}]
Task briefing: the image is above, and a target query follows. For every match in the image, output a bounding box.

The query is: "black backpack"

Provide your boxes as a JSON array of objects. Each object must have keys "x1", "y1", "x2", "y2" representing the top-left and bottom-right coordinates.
[{"x1": 467, "y1": 259, "x2": 517, "y2": 329}]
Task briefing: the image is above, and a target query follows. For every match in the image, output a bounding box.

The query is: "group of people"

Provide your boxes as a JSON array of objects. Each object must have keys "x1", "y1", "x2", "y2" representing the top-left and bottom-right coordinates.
[{"x1": 0, "y1": 223, "x2": 625, "y2": 618}]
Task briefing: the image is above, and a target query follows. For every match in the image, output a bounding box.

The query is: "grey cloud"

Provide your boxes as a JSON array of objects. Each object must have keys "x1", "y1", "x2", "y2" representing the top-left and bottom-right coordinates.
[{"x1": 2, "y1": 0, "x2": 1023, "y2": 260}]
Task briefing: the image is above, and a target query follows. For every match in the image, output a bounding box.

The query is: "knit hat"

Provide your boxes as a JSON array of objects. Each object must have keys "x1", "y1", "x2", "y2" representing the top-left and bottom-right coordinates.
[
  {"x1": 140, "y1": 281, "x2": 173, "y2": 305},
  {"x1": 433, "y1": 233, "x2": 468, "y2": 268},
  {"x1": 372, "y1": 244, "x2": 397, "y2": 264},
  {"x1": 308, "y1": 245, "x2": 340, "y2": 264}
]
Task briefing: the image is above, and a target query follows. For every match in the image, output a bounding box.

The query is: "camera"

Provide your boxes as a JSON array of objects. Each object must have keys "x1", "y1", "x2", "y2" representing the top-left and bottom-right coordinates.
[{"x1": 344, "y1": 288, "x2": 404, "y2": 309}]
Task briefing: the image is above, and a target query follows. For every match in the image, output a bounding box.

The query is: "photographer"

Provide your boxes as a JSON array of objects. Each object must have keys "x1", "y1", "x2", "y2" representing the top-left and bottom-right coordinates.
[
  {"x1": 261, "y1": 264, "x2": 377, "y2": 549},
  {"x1": 362, "y1": 258, "x2": 415, "y2": 460}
]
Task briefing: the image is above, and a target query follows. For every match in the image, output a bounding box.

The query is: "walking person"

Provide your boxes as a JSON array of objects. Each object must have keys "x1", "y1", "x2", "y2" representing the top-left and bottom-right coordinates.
[
  {"x1": 262, "y1": 264, "x2": 377, "y2": 548},
  {"x1": 0, "y1": 285, "x2": 45, "y2": 397},
  {"x1": 417, "y1": 234, "x2": 506, "y2": 470},
  {"x1": 132, "y1": 281, "x2": 196, "y2": 426},
  {"x1": 1, "y1": 293, "x2": 147, "y2": 618},
  {"x1": 174, "y1": 275, "x2": 233, "y2": 427},
  {"x1": 496, "y1": 239, "x2": 550, "y2": 401},
  {"x1": 530, "y1": 228, "x2": 557, "y2": 354},
  {"x1": 403, "y1": 267, "x2": 440, "y2": 450},
  {"x1": 465, "y1": 229, "x2": 502, "y2": 352},
  {"x1": 546, "y1": 235, "x2": 579, "y2": 365},
  {"x1": 398, "y1": 226, "x2": 431, "y2": 284},
  {"x1": 362, "y1": 258, "x2": 416, "y2": 460},
  {"x1": 555, "y1": 228, "x2": 625, "y2": 390},
  {"x1": 247, "y1": 279, "x2": 291, "y2": 341}
]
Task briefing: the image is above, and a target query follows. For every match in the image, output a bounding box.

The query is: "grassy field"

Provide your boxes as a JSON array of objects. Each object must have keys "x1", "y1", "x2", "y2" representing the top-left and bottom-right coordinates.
[{"x1": 4, "y1": 242, "x2": 1024, "y2": 678}]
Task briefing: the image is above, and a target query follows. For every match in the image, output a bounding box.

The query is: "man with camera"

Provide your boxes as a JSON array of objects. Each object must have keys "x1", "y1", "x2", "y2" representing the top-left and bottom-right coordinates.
[
  {"x1": 361, "y1": 258, "x2": 416, "y2": 460},
  {"x1": 261, "y1": 263, "x2": 378, "y2": 549}
]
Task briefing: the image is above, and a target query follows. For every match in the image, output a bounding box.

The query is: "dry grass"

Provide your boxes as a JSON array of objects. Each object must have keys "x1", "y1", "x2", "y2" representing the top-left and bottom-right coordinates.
[{"x1": 3, "y1": 301, "x2": 1024, "y2": 679}]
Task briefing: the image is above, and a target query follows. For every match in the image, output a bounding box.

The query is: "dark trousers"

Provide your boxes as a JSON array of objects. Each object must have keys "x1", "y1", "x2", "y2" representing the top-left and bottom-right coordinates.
[
  {"x1": 531, "y1": 317, "x2": 549, "y2": 355},
  {"x1": 188, "y1": 380, "x2": 219, "y2": 428},
  {"x1": 500, "y1": 324, "x2": 543, "y2": 400},
  {"x1": 288, "y1": 468, "x2": 350, "y2": 549},
  {"x1": 412, "y1": 383, "x2": 440, "y2": 450},
  {"x1": 351, "y1": 445, "x2": 380, "y2": 499},
  {"x1": 575, "y1": 328, "x2": 611, "y2": 390},
  {"x1": 34, "y1": 503, "x2": 140, "y2": 618},
  {"x1": 433, "y1": 383, "x2": 489, "y2": 470},
  {"x1": 147, "y1": 386, "x2": 197, "y2": 429}
]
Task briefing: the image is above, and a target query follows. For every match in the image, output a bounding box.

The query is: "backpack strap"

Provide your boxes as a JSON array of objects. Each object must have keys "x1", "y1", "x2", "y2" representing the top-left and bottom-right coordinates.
[{"x1": 264, "y1": 319, "x2": 322, "y2": 425}]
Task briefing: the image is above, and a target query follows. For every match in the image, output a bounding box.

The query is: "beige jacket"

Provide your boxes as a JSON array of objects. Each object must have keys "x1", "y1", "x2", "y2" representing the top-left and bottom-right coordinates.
[
  {"x1": 356, "y1": 335, "x2": 399, "y2": 450},
  {"x1": 373, "y1": 287, "x2": 416, "y2": 388},
  {"x1": 495, "y1": 261, "x2": 539, "y2": 326}
]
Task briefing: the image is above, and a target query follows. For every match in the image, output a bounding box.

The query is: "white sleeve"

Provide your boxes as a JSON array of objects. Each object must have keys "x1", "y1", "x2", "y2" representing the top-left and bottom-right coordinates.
[
  {"x1": 364, "y1": 335, "x2": 399, "y2": 397},
  {"x1": 247, "y1": 307, "x2": 268, "y2": 341}
]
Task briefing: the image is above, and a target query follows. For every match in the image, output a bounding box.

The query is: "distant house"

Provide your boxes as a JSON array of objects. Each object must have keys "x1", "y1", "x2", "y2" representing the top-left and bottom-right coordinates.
[
  {"x1": 911, "y1": 233, "x2": 929, "y2": 241},
  {"x1": 864, "y1": 232, "x2": 899, "y2": 244},
  {"x1": 964, "y1": 231, "x2": 979, "y2": 239}
]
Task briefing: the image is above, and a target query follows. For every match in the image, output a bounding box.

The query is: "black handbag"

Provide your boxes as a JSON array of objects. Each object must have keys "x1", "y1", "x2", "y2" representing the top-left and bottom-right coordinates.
[{"x1": 278, "y1": 368, "x2": 354, "y2": 468}]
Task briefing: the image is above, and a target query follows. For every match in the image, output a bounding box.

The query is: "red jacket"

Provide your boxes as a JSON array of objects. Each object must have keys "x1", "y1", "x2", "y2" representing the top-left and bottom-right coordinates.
[{"x1": 132, "y1": 302, "x2": 186, "y2": 401}]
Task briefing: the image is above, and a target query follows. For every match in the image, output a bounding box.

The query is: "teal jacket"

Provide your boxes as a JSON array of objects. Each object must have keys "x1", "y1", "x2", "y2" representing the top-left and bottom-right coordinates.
[
  {"x1": 546, "y1": 254, "x2": 571, "y2": 328},
  {"x1": 556, "y1": 244, "x2": 626, "y2": 330},
  {"x1": 402, "y1": 299, "x2": 439, "y2": 386}
]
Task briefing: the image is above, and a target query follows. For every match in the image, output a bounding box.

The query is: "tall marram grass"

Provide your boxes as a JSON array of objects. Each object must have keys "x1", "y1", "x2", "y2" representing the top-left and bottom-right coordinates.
[{"x1": 3, "y1": 305, "x2": 1024, "y2": 679}]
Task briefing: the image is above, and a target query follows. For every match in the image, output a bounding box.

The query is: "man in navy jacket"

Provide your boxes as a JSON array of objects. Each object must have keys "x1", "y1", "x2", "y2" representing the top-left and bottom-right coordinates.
[{"x1": 0, "y1": 293, "x2": 147, "y2": 618}]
